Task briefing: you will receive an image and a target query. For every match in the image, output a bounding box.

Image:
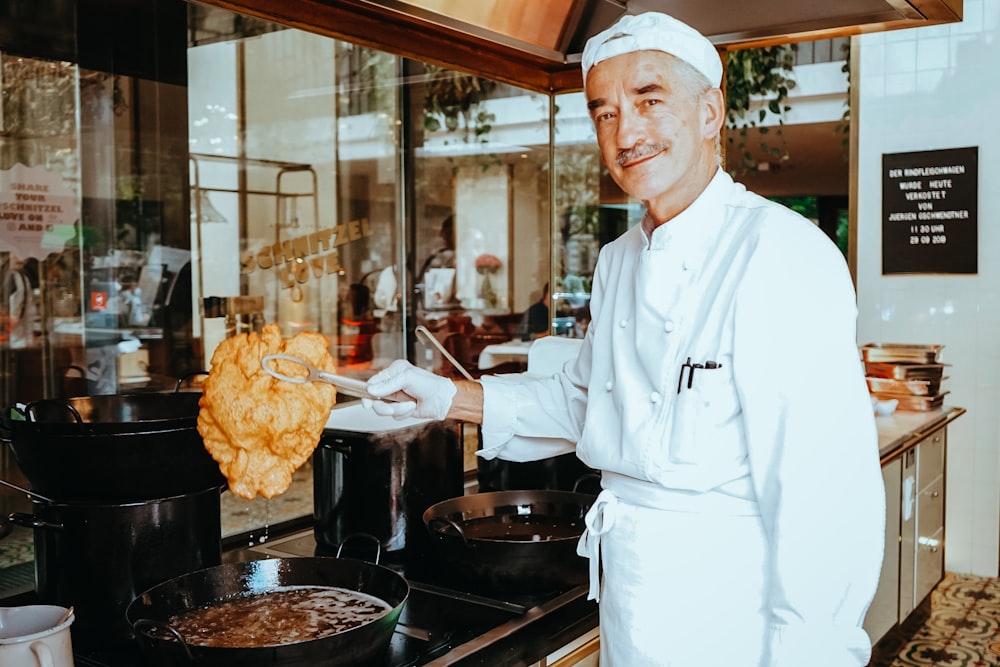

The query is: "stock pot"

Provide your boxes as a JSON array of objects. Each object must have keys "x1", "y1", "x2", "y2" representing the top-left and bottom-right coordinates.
[{"x1": 2, "y1": 486, "x2": 224, "y2": 650}]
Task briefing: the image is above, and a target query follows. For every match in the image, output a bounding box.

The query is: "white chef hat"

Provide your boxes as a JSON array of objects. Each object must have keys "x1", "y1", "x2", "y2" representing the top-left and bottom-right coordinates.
[{"x1": 581, "y1": 12, "x2": 723, "y2": 88}]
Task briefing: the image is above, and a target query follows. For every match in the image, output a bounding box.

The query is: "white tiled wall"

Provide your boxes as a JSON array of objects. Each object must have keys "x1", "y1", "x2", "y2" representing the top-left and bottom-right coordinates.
[{"x1": 855, "y1": 0, "x2": 1000, "y2": 576}]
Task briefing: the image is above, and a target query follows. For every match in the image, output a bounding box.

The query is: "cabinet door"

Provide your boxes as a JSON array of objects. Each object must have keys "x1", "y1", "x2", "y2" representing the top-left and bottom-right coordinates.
[
  {"x1": 865, "y1": 458, "x2": 902, "y2": 643},
  {"x1": 898, "y1": 448, "x2": 917, "y2": 621},
  {"x1": 914, "y1": 476, "x2": 945, "y2": 605},
  {"x1": 917, "y1": 427, "x2": 945, "y2": 491}
]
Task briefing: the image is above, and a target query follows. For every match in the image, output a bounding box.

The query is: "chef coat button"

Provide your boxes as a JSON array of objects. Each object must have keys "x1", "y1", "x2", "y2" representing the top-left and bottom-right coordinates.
[
  {"x1": 663, "y1": 320, "x2": 675, "y2": 333},
  {"x1": 605, "y1": 381, "x2": 613, "y2": 391},
  {"x1": 619, "y1": 319, "x2": 627, "y2": 328},
  {"x1": 650, "y1": 391, "x2": 662, "y2": 404}
]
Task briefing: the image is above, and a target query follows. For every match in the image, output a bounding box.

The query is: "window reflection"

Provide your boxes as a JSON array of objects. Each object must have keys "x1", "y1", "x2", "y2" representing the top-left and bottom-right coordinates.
[
  {"x1": 183, "y1": 7, "x2": 561, "y2": 530},
  {"x1": 0, "y1": 0, "x2": 640, "y2": 549}
]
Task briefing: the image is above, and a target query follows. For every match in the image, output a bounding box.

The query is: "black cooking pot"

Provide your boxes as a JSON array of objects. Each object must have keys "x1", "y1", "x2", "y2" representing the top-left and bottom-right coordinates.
[
  {"x1": 126, "y1": 556, "x2": 408, "y2": 667},
  {"x1": 0, "y1": 393, "x2": 225, "y2": 501},
  {"x1": 314, "y1": 416, "x2": 463, "y2": 560},
  {"x1": 423, "y1": 489, "x2": 594, "y2": 595},
  {"x1": 477, "y1": 451, "x2": 597, "y2": 492},
  {"x1": 3, "y1": 485, "x2": 224, "y2": 650}
]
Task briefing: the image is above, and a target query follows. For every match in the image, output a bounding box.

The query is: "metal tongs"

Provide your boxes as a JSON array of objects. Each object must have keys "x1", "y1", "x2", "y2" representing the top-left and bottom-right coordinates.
[{"x1": 261, "y1": 354, "x2": 387, "y2": 401}]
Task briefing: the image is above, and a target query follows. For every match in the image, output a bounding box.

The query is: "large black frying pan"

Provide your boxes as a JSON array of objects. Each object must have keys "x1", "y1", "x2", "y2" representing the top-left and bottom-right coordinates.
[
  {"x1": 12, "y1": 392, "x2": 202, "y2": 433},
  {"x1": 0, "y1": 393, "x2": 225, "y2": 501},
  {"x1": 126, "y1": 556, "x2": 408, "y2": 667},
  {"x1": 423, "y1": 489, "x2": 594, "y2": 594}
]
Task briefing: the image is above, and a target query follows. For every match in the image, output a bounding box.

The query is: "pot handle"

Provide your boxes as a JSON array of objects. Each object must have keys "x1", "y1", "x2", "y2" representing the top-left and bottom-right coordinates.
[
  {"x1": 572, "y1": 473, "x2": 602, "y2": 496},
  {"x1": 132, "y1": 619, "x2": 196, "y2": 660},
  {"x1": 428, "y1": 517, "x2": 471, "y2": 548},
  {"x1": 29, "y1": 640, "x2": 55, "y2": 667},
  {"x1": 6, "y1": 512, "x2": 63, "y2": 531},
  {"x1": 0, "y1": 405, "x2": 22, "y2": 444},
  {"x1": 336, "y1": 532, "x2": 383, "y2": 564},
  {"x1": 0, "y1": 492, "x2": 55, "y2": 539},
  {"x1": 173, "y1": 371, "x2": 208, "y2": 393},
  {"x1": 23, "y1": 400, "x2": 84, "y2": 425}
]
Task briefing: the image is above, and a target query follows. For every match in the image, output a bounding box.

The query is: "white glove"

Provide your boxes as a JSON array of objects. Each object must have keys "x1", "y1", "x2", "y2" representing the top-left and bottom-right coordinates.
[{"x1": 363, "y1": 359, "x2": 457, "y2": 420}]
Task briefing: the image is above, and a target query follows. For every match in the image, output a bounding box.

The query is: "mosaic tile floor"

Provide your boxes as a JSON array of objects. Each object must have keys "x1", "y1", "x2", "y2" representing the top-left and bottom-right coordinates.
[
  {"x1": 0, "y1": 525, "x2": 32, "y2": 569},
  {"x1": 869, "y1": 572, "x2": 1000, "y2": 667}
]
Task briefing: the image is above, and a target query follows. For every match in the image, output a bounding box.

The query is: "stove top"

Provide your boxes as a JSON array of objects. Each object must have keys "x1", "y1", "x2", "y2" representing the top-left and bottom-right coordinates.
[{"x1": 72, "y1": 529, "x2": 598, "y2": 667}]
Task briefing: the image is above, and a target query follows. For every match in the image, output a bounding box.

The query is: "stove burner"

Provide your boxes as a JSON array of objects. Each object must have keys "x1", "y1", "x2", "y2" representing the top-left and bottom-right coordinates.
[{"x1": 69, "y1": 529, "x2": 597, "y2": 667}]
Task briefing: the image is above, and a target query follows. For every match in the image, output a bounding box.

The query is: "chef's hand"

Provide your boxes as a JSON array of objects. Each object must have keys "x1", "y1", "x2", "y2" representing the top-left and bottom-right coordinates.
[{"x1": 363, "y1": 359, "x2": 457, "y2": 420}]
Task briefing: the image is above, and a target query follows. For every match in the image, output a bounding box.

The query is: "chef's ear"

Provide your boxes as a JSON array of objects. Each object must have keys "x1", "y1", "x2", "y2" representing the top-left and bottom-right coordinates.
[{"x1": 700, "y1": 88, "x2": 725, "y2": 140}]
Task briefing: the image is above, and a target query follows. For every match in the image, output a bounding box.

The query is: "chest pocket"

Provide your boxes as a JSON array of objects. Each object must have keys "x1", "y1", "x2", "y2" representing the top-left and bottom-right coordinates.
[{"x1": 667, "y1": 361, "x2": 741, "y2": 465}]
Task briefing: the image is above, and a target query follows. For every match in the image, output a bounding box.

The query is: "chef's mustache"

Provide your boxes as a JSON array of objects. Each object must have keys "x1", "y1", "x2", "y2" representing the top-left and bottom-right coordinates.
[{"x1": 616, "y1": 143, "x2": 667, "y2": 167}]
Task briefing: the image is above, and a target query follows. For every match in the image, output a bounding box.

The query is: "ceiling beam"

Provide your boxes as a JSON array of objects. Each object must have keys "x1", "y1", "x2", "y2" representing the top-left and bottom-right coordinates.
[{"x1": 193, "y1": 0, "x2": 963, "y2": 94}]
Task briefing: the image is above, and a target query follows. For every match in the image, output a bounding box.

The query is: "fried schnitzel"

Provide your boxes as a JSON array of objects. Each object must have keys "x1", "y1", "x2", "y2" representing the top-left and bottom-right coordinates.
[{"x1": 198, "y1": 323, "x2": 337, "y2": 499}]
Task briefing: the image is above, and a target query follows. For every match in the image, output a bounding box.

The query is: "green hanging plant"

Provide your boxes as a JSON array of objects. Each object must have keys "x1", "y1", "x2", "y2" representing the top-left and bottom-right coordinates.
[
  {"x1": 725, "y1": 45, "x2": 797, "y2": 175},
  {"x1": 834, "y1": 40, "x2": 852, "y2": 160},
  {"x1": 422, "y1": 64, "x2": 496, "y2": 143}
]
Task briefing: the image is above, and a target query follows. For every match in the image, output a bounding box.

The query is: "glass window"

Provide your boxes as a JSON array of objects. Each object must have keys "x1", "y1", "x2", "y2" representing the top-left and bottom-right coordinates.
[
  {"x1": 412, "y1": 69, "x2": 552, "y2": 375},
  {"x1": 0, "y1": 0, "x2": 563, "y2": 570},
  {"x1": 551, "y1": 92, "x2": 642, "y2": 339}
]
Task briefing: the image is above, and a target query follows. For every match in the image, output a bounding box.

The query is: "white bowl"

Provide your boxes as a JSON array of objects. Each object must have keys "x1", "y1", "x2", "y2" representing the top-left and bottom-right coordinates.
[{"x1": 874, "y1": 398, "x2": 899, "y2": 416}]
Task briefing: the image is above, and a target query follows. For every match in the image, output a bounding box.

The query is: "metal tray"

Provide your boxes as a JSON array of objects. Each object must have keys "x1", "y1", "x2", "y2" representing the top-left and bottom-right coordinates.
[
  {"x1": 871, "y1": 391, "x2": 948, "y2": 411},
  {"x1": 865, "y1": 376, "x2": 947, "y2": 396},
  {"x1": 864, "y1": 362, "x2": 947, "y2": 380},
  {"x1": 861, "y1": 343, "x2": 943, "y2": 364}
]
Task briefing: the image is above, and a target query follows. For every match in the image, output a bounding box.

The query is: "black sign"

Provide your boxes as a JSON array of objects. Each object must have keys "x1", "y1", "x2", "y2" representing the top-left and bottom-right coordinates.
[{"x1": 882, "y1": 146, "x2": 977, "y2": 275}]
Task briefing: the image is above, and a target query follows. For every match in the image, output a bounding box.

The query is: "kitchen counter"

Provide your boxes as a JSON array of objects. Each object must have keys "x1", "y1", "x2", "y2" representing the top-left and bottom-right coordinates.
[{"x1": 877, "y1": 405, "x2": 965, "y2": 462}]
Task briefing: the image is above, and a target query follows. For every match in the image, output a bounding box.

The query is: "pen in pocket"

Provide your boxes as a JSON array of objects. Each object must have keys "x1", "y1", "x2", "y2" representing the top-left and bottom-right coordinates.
[{"x1": 676, "y1": 357, "x2": 723, "y2": 393}]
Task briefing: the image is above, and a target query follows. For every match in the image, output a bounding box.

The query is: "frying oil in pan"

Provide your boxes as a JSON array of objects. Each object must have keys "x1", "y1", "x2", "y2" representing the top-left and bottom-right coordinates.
[
  {"x1": 164, "y1": 585, "x2": 392, "y2": 647},
  {"x1": 448, "y1": 515, "x2": 584, "y2": 542}
]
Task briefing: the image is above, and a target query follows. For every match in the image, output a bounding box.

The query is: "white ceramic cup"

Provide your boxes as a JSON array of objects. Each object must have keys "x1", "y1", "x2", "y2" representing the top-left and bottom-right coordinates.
[{"x1": 0, "y1": 605, "x2": 75, "y2": 667}]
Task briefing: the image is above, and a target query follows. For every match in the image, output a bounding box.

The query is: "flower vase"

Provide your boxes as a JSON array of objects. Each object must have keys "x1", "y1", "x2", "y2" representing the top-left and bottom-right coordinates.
[{"x1": 479, "y1": 271, "x2": 498, "y2": 309}]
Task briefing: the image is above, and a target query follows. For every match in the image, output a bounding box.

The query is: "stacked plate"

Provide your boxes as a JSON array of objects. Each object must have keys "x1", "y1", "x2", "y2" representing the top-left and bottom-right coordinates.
[{"x1": 862, "y1": 343, "x2": 948, "y2": 411}]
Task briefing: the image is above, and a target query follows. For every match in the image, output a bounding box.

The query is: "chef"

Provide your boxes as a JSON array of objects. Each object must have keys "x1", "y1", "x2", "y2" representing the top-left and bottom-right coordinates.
[{"x1": 365, "y1": 11, "x2": 885, "y2": 667}]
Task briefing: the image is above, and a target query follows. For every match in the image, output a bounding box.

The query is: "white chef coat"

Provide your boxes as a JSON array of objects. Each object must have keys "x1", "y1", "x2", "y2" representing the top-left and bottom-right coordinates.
[{"x1": 479, "y1": 169, "x2": 885, "y2": 667}]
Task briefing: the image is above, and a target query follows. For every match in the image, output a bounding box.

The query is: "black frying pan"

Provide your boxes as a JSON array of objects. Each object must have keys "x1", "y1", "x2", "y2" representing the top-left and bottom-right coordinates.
[
  {"x1": 11, "y1": 392, "x2": 202, "y2": 434},
  {"x1": 423, "y1": 489, "x2": 594, "y2": 594},
  {"x1": 1, "y1": 393, "x2": 225, "y2": 501},
  {"x1": 126, "y1": 556, "x2": 408, "y2": 666}
]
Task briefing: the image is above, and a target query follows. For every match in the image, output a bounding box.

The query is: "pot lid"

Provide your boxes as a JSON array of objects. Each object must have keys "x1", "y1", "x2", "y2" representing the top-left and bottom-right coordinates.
[{"x1": 324, "y1": 402, "x2": 433, "y2": 433}]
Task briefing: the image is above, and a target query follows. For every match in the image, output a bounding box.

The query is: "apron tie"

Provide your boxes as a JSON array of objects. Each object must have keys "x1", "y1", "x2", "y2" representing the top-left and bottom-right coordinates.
[{"x1": 576, "y1": 489, "x2": 618, "y2": 602}]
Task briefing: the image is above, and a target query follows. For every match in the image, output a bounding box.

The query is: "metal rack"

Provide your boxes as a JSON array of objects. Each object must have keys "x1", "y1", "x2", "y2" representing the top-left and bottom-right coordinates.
[
  {"x1": 188, "y1": 152, "x2": 318, "y2": 231},
  {"x1": 188, "y1": 153, "x2": 320, "y2": 364}
]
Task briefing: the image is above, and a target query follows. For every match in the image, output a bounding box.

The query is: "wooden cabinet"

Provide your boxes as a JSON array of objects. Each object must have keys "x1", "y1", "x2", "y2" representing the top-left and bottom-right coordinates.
[{"x1": 867, "y1": 423, "x2": 948, "y2": 645}]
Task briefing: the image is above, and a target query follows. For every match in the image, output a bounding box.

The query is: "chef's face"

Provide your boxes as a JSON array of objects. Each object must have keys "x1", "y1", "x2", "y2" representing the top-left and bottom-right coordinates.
[{"x1": 585, "y1": 51, "x2": 724, "y2": 223}]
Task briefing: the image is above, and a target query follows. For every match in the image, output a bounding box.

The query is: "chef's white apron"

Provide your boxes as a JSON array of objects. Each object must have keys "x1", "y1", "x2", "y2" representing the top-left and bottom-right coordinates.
[{"x1": 585, "y1": 492, "x2": 769, "y2": 667}]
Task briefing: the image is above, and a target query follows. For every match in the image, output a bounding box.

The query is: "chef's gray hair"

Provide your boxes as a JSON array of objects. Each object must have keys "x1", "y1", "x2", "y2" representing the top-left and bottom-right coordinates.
[{"x1": 667, "y1": 53, "x2": 724, "y2": 165}]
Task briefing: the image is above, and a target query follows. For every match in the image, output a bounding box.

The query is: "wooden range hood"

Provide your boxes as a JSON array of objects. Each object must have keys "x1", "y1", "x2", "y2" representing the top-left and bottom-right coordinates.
[{"x1": 195, "y1": 0, "x2": 962, "y2": 93}]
